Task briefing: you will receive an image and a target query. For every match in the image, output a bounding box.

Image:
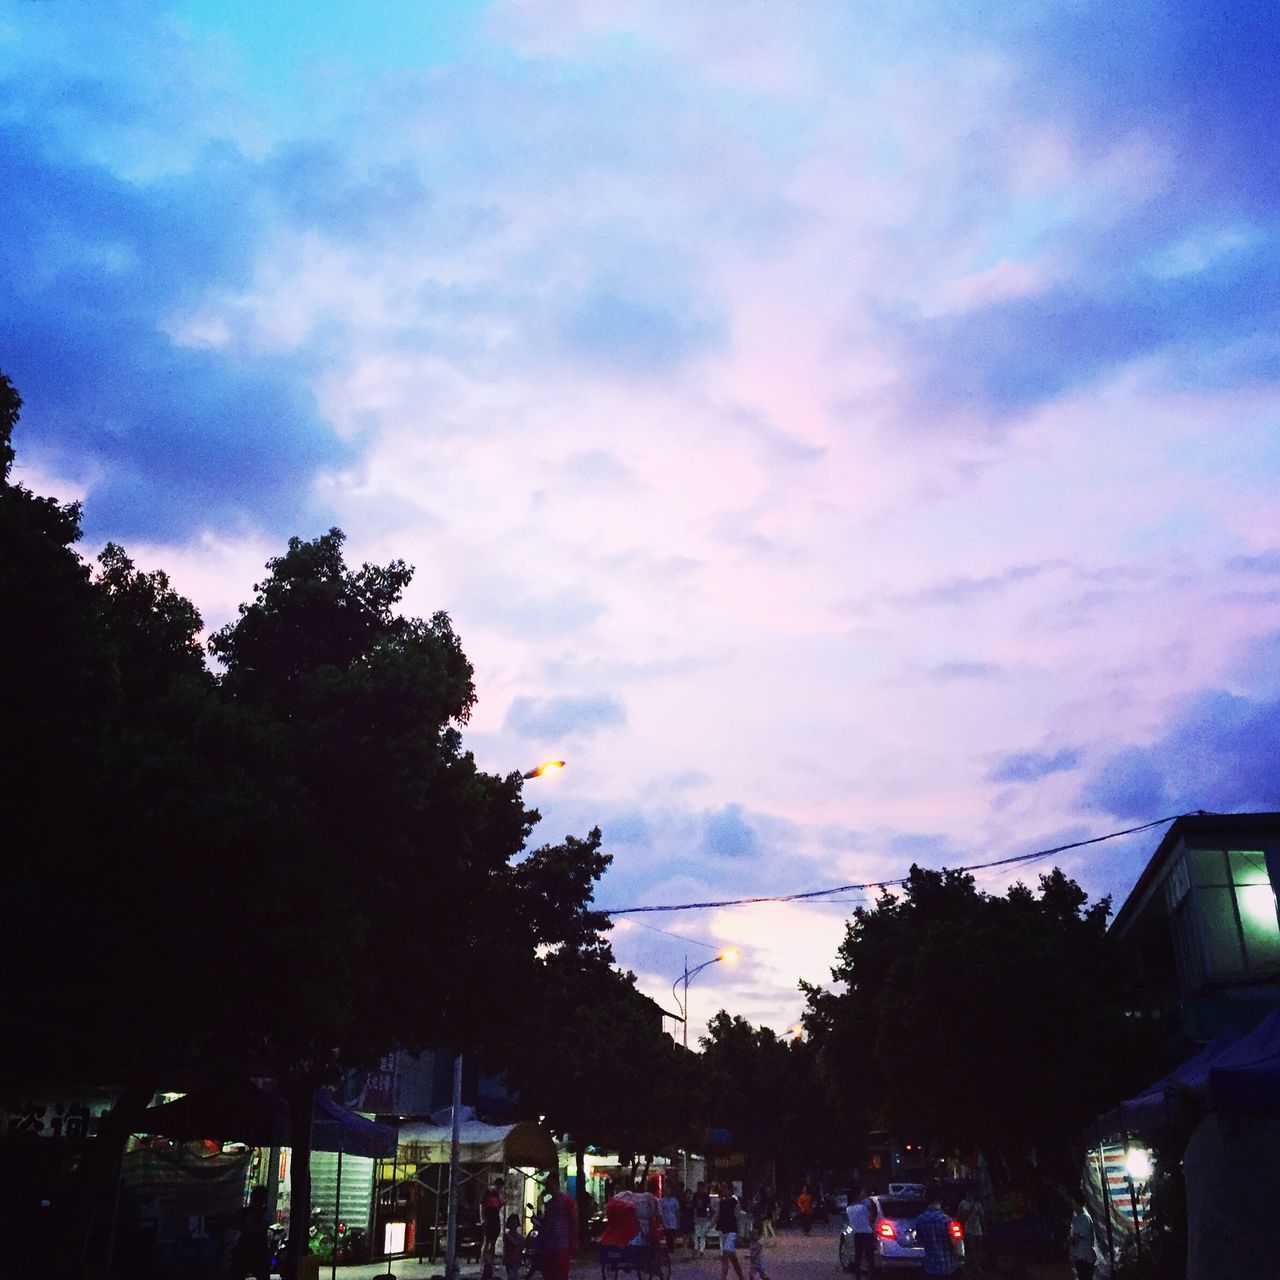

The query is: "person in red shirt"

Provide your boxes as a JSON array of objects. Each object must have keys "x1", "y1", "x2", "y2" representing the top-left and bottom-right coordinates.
[
  {"x1": 481, "y1": 1178, "x2": 506, "y2": 1279},
  {"x1": 534, "y1": 1176, "x2": 577, "y2": 1280},
  {"x1": 795, "y1": 1188, "x2": 814, "y2": 1236}
]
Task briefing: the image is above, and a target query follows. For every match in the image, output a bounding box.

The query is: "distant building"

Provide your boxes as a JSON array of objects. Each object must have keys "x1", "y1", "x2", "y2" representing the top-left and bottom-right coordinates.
[{"x1": 1111, "y1": 812, "x2": 1280, "y2": 1040}]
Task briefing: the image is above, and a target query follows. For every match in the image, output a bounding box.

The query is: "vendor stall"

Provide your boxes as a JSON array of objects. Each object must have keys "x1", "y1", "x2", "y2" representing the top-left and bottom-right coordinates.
[{"x1": 393, "y1": 1112, "x2": 557, "y2": 1260}]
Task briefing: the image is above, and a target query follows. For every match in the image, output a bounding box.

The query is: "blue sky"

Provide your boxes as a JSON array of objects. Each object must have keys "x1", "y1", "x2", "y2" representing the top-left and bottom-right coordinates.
[{"x1": 5, "y1": 0, "x2": 1280, "y2": 1030}]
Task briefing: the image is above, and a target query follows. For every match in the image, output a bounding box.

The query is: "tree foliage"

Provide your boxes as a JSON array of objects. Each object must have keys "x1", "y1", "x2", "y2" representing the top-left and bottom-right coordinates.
[
  {"x1": 0, "y1": 373, "x2": 614, "y2": 1279},
  {"x1": 698, "y1": 1012, "x2": 840, "y2": 1190},
  {"x1": 804, "y1": 864, "x2": 1156, "y2": 1168}
]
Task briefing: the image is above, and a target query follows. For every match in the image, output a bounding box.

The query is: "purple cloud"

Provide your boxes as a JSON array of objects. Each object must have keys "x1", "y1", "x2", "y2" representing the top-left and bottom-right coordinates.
[
  {"x1": 1085, "y1": 686, "x2": 1280, "y2": 819},
  {"x1": 504, "y1": 693, "x2": 626, "y2": 739},
  {"x1": 988, "y1": 747, "x2": 1082, "y2": 784}
]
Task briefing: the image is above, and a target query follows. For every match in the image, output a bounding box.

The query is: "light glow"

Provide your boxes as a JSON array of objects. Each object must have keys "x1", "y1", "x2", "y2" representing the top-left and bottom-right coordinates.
[
  {"x1": 1124, "y1": 1147, "x2": 1153, "y2": 1181},
  {"x1": 719, "y1": 948, "x2": 739, "y2": 963},
  {"x1": 523, "y1": 760, "x2": 566, "y2": 779}
]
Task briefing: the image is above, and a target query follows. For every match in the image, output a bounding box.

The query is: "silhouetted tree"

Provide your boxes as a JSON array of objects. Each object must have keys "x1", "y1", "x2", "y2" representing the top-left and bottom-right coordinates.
[
  {"x1": 0, "y1": 373, "x2": 613, "y2": 1280},
  {"x1": 502, "y1": 937, "x2": 705, "y2": 1238},
  {"x1": 804, "y1": 865, "x2": 1156, "y2": 1177}
]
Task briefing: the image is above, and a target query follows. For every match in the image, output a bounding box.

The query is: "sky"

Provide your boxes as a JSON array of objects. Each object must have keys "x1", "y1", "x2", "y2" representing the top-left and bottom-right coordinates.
[{"x1": 5, "y1": 0, "x2": 1280, "y2": 1036}]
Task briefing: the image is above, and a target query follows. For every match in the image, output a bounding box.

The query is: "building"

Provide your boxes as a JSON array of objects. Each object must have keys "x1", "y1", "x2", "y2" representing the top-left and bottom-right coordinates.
[{"x1": 1111, "y1": 812, "x2": 1280, "y2": 1041}]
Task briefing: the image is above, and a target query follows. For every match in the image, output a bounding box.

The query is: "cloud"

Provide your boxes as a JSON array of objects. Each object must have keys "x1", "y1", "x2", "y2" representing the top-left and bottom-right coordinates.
[
  {"x1": 1084, "y1": 686, "x2": 1280, "y2": 819},
  {"x1": 701, "y1": 804, "x2": 758, "y2": 859},
  {"x1": 988, "y1": 747, "x2": 1082, "y2": 784},
  {"x1": 558, "y1": 289, "x2": 724, "y2": 374},
  {"x1": 929, "y1": 660, "x2": 1003, "y2": 682},
  {"x1": 905, "y1": 255, "x2": 1280, "y2": 419},
  {"x1": 1229, "y1": 550, "x2": 1280, "y2": 575},
  {"x1": 504, "y1": 693, "x2": 627, "y2": 738},
  {"x1": 0, "y1": 114, "x2": 351, "y2": 542}
]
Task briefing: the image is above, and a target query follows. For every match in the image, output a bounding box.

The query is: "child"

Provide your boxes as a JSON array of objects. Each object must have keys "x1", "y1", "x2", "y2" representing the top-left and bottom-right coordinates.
[
  {"x1": 748, "y1": 1231, "x2": 769, "y2": 1280},
  {"x1": 503, "y1": 1213, "x2": 524, "y2": 1280}
]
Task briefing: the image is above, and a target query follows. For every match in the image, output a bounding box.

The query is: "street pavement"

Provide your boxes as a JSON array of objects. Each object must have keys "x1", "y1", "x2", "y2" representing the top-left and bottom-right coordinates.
[{"x1": 303, "y1": 1220, "x2": 1072, "y2": 1280}]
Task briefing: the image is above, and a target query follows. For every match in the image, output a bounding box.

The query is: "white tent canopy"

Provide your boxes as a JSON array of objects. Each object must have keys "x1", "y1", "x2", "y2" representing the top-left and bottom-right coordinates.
[{"x1": 398, "y1": 1117, "x2": 556, "y2": 1168}]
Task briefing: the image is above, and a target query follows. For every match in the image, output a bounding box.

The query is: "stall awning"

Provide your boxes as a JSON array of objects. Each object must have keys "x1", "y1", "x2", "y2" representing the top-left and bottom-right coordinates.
[
  {"x1": 140, "y1": 1081, "x2": 396, "y2": 1157},
  {"x1": 397, "y1": 1118, "x2": 556, "y2": 1168}
]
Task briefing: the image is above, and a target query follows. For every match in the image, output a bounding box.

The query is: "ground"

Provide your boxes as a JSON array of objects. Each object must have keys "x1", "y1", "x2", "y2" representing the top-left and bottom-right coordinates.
[{"x1": 326, "y1": 1218, "x2": 1072, "y2": 1280}]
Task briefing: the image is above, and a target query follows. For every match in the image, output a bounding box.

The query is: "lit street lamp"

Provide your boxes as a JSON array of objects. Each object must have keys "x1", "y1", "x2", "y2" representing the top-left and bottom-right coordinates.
[
  {"x1": 671, "y1": 948, "x2": 737, "y2": 1189},
  {"x1": 445, "y1": 760, "x2": 565, "y2": 1280},
  {"x1": 671, "y1": 949, "x2": 738, "y2": 1053}
]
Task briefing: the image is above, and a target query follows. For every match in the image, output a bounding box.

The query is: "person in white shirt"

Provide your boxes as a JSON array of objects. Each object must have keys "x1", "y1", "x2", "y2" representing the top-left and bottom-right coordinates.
[
  {"x1": 1068, "y1": 1190, "x2": 1097, "y2": 1280},
  {"x1": 845, "y1": 1189, "x2": 877, "y2": 1276}
]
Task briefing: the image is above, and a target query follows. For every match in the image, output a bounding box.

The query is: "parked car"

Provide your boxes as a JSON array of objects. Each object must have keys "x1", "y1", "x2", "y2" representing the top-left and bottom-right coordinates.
[{"x1": 839, "y1": 1191, "x2": 964, "y2": 1271}]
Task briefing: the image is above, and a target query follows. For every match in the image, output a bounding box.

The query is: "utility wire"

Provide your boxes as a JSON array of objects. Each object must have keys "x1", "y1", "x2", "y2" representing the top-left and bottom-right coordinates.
[
  {"x1": 616, "y1": 916, "x2": 721, "y2": 949},
  {"x1": 599, "y1": 811, "x2": 1197, "y2": 916}
]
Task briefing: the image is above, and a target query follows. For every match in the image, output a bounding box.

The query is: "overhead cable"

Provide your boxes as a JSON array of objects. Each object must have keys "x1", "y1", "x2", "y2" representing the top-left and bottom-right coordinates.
[{"x1": 599, "y1": 811, "x2": 1198, "y2": 916}]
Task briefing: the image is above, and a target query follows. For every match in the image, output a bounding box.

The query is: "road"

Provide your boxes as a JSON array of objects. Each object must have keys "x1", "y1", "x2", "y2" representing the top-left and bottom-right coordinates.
[{"x1": 315, "y1": 1220, "x2": 1072, "y2": 1280}]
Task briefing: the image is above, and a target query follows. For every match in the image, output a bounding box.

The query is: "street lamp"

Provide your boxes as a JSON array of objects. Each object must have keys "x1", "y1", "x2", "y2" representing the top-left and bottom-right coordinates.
[
  {"x1": 444, "y1": 760, "x2": 566, "y2": 1280},
  {"x1": 671, "y1": 948, "x2": 737, "y2": 1190},
  {"x1": 671, "y1": 949, "x2": 738, "y2": 1053}
]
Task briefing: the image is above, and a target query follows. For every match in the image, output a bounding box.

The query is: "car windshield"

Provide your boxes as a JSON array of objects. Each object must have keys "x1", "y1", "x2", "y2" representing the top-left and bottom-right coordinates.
[{"x1": 880, "y1": 1199, "x2": 926, "y2": 1220}]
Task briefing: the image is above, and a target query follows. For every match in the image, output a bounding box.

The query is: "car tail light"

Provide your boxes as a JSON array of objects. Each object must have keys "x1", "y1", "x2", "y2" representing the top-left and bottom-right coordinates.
[
  {"x1": 876, "y1": 1221, "x2": 896, "y2": 1240},
  {"x1": 949, "y1": 1220, "x2": 964, "y2": 1241}
]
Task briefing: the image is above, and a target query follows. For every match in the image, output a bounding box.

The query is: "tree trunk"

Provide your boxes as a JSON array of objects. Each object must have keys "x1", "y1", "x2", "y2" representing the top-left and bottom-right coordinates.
[
  {"x1": 284, "y1": 1078, "x2": 315, "y2": 1280},
  {"x1": 59, "y1": 1077, "x2": 158, "y2": 1280},
  {"x1": 575, "y1": 1141, "x2": 590, "y2": 1248}
]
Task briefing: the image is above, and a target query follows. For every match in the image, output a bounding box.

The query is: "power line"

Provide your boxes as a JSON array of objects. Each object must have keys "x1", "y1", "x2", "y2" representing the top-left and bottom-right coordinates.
[
  {"x1": 599, "y1": 812, "x2": 1195, "y2": 916},
  {"x1": 616, "y1": 916, "x2": 721, "y2": 949}
]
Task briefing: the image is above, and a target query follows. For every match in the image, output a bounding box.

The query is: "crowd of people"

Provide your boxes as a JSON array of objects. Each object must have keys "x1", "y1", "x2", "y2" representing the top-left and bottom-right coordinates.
[{"x1": 478, "y1": 1170, "x2": 1104, "y2": 1280}]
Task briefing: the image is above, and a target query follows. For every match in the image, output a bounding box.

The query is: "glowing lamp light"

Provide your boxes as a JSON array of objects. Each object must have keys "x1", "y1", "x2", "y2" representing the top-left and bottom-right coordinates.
[
  {"x1": 877, "y1": 1221, "x2": 896, "y2": 1240},
  {"x1": 719, "y1": 948, "x2": 739, "y2": 963},
  {"x1": 384, "y1": 1221, "x2": 406, "y2": 1254},
  {"x1": 523, "y1": 760, "x2": 566, "y2": 779},
  {"x1": 949, "y1": 1220, "x2": 964, "y2": 1241},
  {"x1": 1125, "y1": 1148, "x2": 1153, "y2": 1181}
]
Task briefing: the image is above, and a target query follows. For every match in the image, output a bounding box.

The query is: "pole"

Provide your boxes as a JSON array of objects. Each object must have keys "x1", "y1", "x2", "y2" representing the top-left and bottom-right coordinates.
[
  {"x1": 682, "y1": 956, "x2": 689, "y2": 1052},
  {"x1": 1128, "y1": 1176, "x2": 1142, "y2": 1259},
  {"x1": 1093, "y1": 1132, "x2": 1116, "y2": 1272},
  {"x1": 332, "y1": 1147, "x2": 343, "y2": 1280},
  {"x1": 445, "y1": 1052, "x2": 464, "y2": 1280},
  {"x1": 681, "y1": 956, "x2": 690, "y2": 1189}
]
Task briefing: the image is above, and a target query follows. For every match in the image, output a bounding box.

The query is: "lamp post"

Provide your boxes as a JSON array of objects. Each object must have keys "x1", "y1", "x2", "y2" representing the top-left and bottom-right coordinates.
[
  {"x1": 444, "y1": 760, "x2": 565, "y2": 1280},
  {"x1": 671, "y1": 950, "x2": 738, "y2": 1052},
  {"x1": 671, "y1": 949, "x2": 737, "y2": 1189}
]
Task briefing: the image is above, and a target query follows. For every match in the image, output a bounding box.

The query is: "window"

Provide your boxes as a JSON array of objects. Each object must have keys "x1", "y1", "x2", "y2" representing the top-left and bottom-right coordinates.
[{"x1": 1164, "y1": 847, "x2": 1280, "y2": 992}]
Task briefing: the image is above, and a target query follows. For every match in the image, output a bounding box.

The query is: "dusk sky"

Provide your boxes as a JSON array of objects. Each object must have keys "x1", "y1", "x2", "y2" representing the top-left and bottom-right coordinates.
[{"x1": 5, "y1": 1, "x2": 1280, "y2": 1034}]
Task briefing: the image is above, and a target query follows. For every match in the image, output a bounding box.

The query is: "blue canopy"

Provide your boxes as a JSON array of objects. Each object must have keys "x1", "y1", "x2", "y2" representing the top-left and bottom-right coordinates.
[
  {"x1": 1208, "y1": 1007, "x2": 1280, "y2": 1113},
  {"x1": 1097, "y1": 1008, "x2": 1280, "y2": 1135}
]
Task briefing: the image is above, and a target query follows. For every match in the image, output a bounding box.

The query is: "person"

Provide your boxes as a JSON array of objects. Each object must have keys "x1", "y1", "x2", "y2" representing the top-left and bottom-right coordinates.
[
  {"x1": 759, "y1": 1188, "x2": 777, "y2": 1240},
  {"x1": 716, "y1": 1186, "x2": 745, "y2": 1280},
  {"x1": 599, "y1": 1193, "x2": 643, "y2": 1248},
  {"x1": 503, "y1": 1213, "x2": 524, "y2": 1280},
  {"x1": 845, "y1": 1188, "x2": 876, "y2": 1276},
  {"x1": 747, "y1": 1230, "x2": 769, "y2": 1280},
  {"x1": 1068, "y1": 1190, "x2": 1096, "y2": 1280},
  {"x1": 915, "y1": 1186, "x2": 961, "y2": 1277},
  {"x1": 634, "y1": 1175, "x2": 661, "y2": 1243},
  {"x1": 533, "y1": 1178, "x2": 577, "y2": 1280},
  {"x1": 679, "y1": 1188, "x2": 696, "y2": 1249},
  {"x1": 957, "y1": 1189, "x2": 984, "y2": 1274},
  {"x1": 796, "y1": 1187, "x2": 814, "y2": 1236},
  {"x1": 659, "y1": 1184, "x2": 681, "y2": 1250},
  {"x1": 230, "y1": 1185, "x2": 270, "y2": 1280},
  {"x1": 482, "y1": 1178, "x2": 506, "y2": 1279},
  {"x1": 693, "y1": 1181, "x2": 713, "y2": 1253}
]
